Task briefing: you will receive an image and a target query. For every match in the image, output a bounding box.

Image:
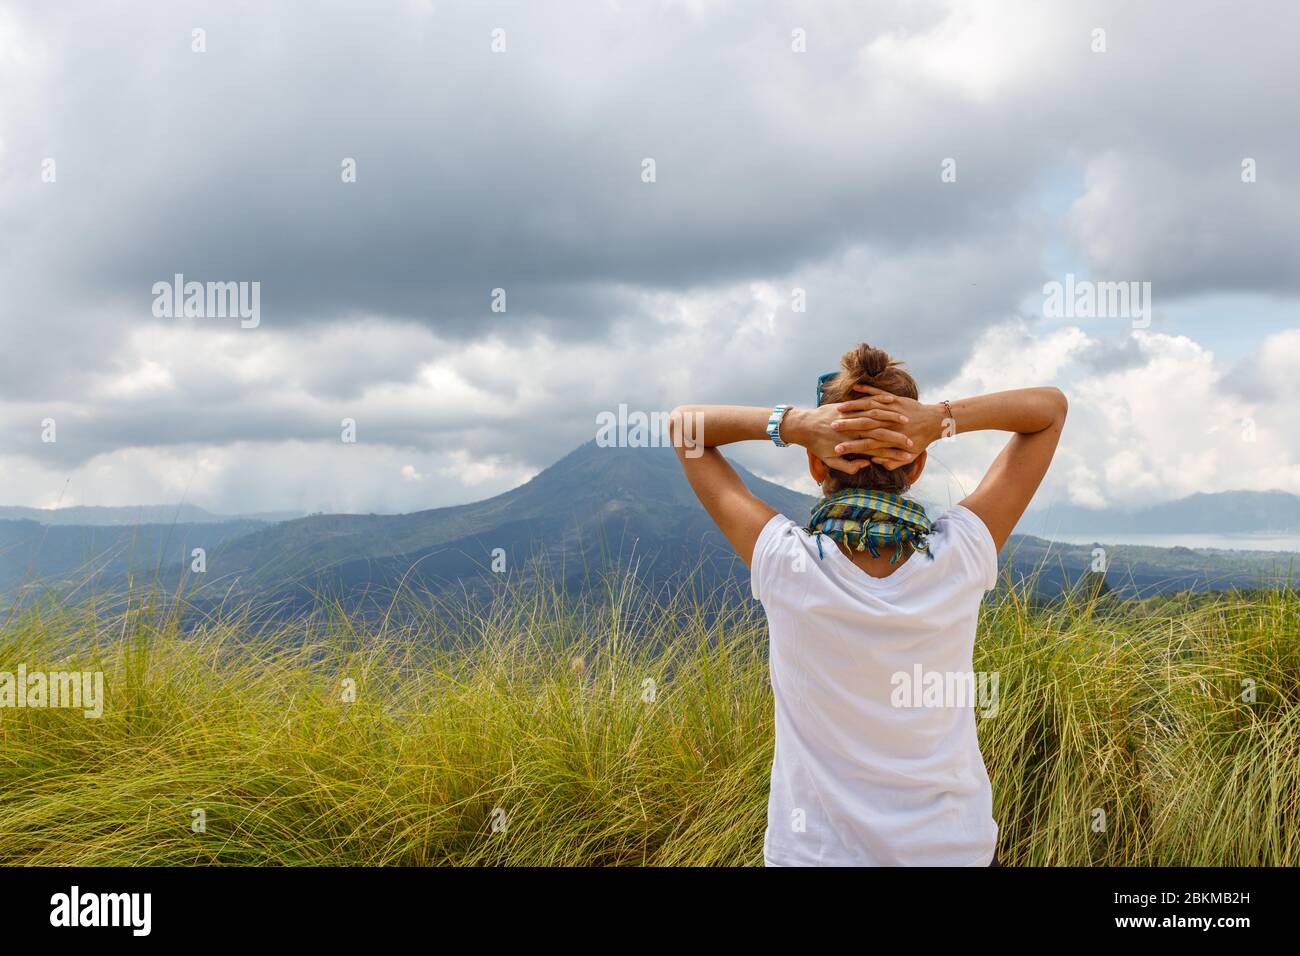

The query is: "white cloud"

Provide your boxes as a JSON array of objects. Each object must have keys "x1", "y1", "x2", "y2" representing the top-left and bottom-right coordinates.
[
  {"x1": 900, "y1": 324, "x2": 1300, "y2": 514},
  {"x1": 863, "y1": 0, "x2": 1065, "y2": 104},
  {"x1": 1, "y1": 0, "x2": 1298, "y2": 515}
]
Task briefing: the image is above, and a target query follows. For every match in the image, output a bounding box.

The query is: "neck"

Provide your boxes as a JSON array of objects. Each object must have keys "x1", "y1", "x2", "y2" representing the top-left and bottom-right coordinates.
[
  {"x1": 824, "y1": 484, "x2": 908, "y2": 496},
  {"x1": 835, "y1": 538, "x2": 916, "y2": 578}
]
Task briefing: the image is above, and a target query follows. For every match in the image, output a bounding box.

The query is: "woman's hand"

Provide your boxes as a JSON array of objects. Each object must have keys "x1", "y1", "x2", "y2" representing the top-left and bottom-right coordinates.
[
  {"x1": 783, "y1": 396, "x2": 915, "y2": 473},
  {"x1": 829, "y1": 385, "x2": 947, "y2": 470}
]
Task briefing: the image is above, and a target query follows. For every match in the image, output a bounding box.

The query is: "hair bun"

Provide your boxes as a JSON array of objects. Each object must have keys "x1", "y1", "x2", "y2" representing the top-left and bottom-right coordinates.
[{"x1": 842, "y1": 343, "x2": 894, "y2": 381}]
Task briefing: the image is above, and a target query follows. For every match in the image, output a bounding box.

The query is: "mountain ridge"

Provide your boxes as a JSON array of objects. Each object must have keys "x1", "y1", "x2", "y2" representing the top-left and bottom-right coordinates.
[
  {"x1": 0, "y1": 504, "x2": 303, "y2": 526},
  {"x1": 2, "y1": 443, "x2": 1297, "y2": 607},
  {"x1": 1024, "y1": 489, "x2": 1300, "y2": 534},
  {"x1": 207, "y1": 441, "x2": 815, "y2": 603},
  {"x1": 7, "y1": 472, "x2": 1297, "y2": 535}
]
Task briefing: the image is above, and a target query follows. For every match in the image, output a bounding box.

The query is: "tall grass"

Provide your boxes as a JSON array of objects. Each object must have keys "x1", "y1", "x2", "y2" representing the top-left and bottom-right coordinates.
[{"x1": 1, "y1": 577, "x2": 1297, "y2": 865}]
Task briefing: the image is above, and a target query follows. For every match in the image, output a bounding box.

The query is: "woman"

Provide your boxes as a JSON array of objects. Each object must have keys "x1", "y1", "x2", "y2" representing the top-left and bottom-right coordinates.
[{"x1": 668, "y1": 343, "x2": 1067, "y2": 866}]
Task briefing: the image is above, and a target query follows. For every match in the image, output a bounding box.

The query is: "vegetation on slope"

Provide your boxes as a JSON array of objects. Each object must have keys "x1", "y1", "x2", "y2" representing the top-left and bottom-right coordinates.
[{"x1": 1, "y1": 577, "x2": 1297, "y2": 865}]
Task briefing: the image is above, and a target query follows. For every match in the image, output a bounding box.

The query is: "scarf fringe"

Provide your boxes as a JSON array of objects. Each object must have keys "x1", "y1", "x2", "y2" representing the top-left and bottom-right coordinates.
[{"x1": 804, "y1": 489, "x2": 934, "y2": 565}]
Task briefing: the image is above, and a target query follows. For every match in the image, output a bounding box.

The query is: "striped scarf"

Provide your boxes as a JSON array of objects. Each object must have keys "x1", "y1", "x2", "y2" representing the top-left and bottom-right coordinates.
[{"x1": 805, "y1": 488, "x2": 934, "y2": 564}]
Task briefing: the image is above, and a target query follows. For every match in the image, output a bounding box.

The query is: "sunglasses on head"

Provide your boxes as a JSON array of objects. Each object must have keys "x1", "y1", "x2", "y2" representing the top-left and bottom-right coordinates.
[{"x1": 815, "y1": 371, "x2": 838, "y2": 406}]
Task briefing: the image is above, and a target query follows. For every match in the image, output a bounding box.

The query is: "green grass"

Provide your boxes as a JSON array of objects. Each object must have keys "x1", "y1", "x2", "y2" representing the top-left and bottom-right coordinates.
[{"x1": 1, "y1": 577, "x2": 1298, "y2": 866}]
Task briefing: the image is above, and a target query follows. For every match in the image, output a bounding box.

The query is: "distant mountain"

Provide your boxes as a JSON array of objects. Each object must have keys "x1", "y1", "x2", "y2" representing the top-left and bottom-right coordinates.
[
  {"x1": 998, "y1": 535, "x2": 1295, "y2": 596},
  {"x1": 0, "y1": 504, "x2": 303, "y2": 526},
  {"x1": 201, "y1": 441, "x2": 815, "y2": 609},
  {"x1": 188, "y1": 444, "x2": 1300, "y2": 607},
  {"x1": 1, "y1": 444, "x2": 1295, "y2": 610},
  {"x1": 1025, "y1": 490, "x2": 1300, "y2": 535},
  {"x1": 0, "y1": 518, "x2": 268, "y2": 599}
]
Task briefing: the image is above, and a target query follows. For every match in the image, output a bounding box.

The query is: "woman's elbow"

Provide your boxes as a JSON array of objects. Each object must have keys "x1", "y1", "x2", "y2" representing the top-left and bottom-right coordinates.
[
  {"x1": 667, "y1": 405, "x2": 686, "y2": 443},
  {"x1": 667, "y1": 405, "x2": 699, "y2": 450},
  {"x1": 1046, "y1": 387, "x2": 1068, "y2": 425}
]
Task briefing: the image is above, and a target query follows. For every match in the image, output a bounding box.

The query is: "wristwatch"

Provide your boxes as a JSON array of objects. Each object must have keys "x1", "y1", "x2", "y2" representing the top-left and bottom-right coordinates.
[{"x1": 766, "y1": 404, "x2": 792, "y2": 447}]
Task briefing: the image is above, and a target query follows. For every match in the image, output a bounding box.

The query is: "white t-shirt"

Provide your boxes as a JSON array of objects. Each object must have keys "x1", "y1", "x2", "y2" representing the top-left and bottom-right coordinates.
[{"x1": 751, "y1": 504, "x2": 999, "y2": 867}]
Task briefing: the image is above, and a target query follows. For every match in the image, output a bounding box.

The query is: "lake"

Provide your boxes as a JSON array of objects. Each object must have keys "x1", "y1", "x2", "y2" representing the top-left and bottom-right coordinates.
[{"x1": 1040, "y1": 532, "x2": 1300, "y2": 553}]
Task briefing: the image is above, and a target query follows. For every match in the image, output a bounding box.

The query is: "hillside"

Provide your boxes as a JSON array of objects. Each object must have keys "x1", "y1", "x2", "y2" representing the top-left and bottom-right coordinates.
[
  {"x1": 5, "y1": 581, "x2": 1299, "y2": 865},
  {"x1": 0, "y1": 518, "x2": 268, "y2": 599},
  {"x1": 202, "y1": 441, "x2": 814, "y2": 607},
  {"x1": 1, "y1": 443, "x2": 1297, "y2": 608},
  {"x1": 196, "y1": 444, "x2": 1300, "y2": 606}
]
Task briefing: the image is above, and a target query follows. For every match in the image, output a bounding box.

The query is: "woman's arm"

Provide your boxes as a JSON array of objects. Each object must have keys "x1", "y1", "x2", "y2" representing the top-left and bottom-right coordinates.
[
  {"x1": 941, "y1": 389, "x2": 1068, "y2": 551},
  {"x1": 667, "y1": 402, "x2": 911, "y2": 566},
  {"x1": 830, "y1": 386, "x2": 1069, "y2": 550}
]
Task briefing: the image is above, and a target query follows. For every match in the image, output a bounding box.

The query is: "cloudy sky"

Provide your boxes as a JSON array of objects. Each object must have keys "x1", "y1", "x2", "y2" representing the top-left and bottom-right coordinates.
[{"x1": 1, "y1": 0, "x2": 1297, "y2": 520}]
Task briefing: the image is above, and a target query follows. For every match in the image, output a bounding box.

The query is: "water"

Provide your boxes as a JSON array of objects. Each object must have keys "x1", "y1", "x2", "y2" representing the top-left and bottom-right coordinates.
[{"x1": 1039, "y1": 532, "x2": 1300, "y2": 553}]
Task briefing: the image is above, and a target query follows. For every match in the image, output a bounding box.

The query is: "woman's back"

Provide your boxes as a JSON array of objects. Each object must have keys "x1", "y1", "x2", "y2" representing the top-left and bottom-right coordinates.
[
  {"x1": 667, "y1": 341, "x2": 1066, "y2": 865},
  {"x1": 751, "y1": 505, "x2": 999, "y2": 866}
]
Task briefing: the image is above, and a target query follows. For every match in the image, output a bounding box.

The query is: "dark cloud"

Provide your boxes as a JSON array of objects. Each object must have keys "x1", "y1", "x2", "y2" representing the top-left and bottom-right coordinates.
[
  {"x1": 2, "y1": 0, "x2": 1299, "y2": 510},
  {"x1": 1073, "y1": 335, "x2": 1149, "y2": 375}
]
